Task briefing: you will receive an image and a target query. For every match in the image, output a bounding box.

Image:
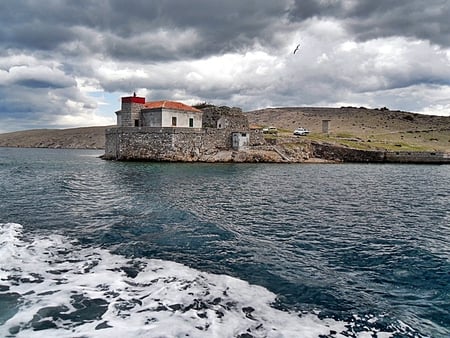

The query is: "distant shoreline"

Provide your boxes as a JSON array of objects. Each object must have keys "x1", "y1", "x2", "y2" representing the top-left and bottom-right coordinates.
[{"x1": 0, "y1": 126, "x2": 107, "y2": 150}]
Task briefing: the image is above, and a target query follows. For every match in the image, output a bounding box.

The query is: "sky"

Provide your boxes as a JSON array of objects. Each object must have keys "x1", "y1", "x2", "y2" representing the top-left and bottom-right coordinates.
[{"x1": 1, "y1": 0, "x2": 450, "y2": 133}]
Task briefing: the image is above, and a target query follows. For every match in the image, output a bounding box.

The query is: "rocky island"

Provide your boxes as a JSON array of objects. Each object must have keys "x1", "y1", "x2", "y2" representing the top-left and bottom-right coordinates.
[{"x1": 1, "y1": 97, "x2": 449, "y2": 163}]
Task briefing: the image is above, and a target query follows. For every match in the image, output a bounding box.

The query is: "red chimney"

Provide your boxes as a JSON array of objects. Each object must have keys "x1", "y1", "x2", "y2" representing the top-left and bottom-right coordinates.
[{"x1": 121, "y1": 95, "x2": 145, "y2": 104}]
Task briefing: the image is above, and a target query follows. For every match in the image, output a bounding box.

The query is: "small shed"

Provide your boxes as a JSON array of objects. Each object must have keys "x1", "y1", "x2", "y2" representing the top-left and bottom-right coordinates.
[
  {"x1": 322, "y1": 119, "x2": 331, "y2": 133},
  {"x1": 232, "y1": 132, "x2": 250, "y2": 150}
]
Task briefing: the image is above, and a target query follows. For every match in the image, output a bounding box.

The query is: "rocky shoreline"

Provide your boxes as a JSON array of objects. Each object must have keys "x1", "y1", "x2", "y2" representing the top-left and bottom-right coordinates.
[{"x1": 100, "y1": 135, "x2": 450, "y2": 164}]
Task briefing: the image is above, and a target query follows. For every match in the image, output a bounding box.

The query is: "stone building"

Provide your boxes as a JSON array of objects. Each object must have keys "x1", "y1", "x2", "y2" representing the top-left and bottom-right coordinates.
[
  {"x1": 116, "y1": 94, "x2": 203, "y2": 128},
  {"x1": 103, "y1": 94, "x2": 265, "y2": 161},
  {"x1": 115, "y1": 94, "x2": 144, "y2": 127},
  {"x1": 201, "y1": 106, "x2": 248, "y2": 130}
]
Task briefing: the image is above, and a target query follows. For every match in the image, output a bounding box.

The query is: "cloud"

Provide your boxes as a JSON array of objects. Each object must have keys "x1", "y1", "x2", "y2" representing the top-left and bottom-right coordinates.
[
  {"x1": 289, "y1": 0, "x2": 450, "y2": 47},
  {"x1": 343, "y1": 0, "x2": 450, "y2": 47},
  {"x1": 0, "y1": 0, "x2": 449, "y2": 132},
  {"x1": 0, "y1": 65, "x2": 76, "y2": 89}
]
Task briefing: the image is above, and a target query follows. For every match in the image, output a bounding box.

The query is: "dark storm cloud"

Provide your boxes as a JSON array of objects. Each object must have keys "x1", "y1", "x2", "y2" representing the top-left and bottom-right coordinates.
[
  {"x1": 0, "y1": 64, "x2": 76, "y2": 89},
  {"x1": 2, "y1": 0, "x2": 449, "y2": 59},
  {"x1": 289, "y1": 0, "x2": 450, "y2": 47},
  {"x1": 8, "y1": 22, "x2": 75, "y2": 51},
  {"x1": 0, "y1": 83, "x2": 99, "y2": 131},
  {"x1": 346, "y1": 1, "x2": 450, "y2": 46},
  {"x1": 2, "y1": 0, "x2": 449, "y2": 62},
  {"x1": 0, "y1": 0, "x2": 292, "y2": 61},
  {"x1": 288, "y1": 0, "x2": 342, "y2": 19}
]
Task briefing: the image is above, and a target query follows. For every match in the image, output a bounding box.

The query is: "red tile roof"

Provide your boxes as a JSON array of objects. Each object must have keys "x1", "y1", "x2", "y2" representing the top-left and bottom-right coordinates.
[{"x1": 144, "y1": 100, "x2": 201, "y2": 113}]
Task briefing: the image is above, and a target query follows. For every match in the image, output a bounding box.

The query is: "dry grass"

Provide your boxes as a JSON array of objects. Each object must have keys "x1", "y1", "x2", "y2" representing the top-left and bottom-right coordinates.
[{"x1": 247, "y1": 107, "x2": 450, "y2": 152}]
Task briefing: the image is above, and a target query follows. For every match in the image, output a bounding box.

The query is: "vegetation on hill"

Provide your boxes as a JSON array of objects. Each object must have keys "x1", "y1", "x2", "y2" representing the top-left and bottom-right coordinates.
[{"x1": 246, "y1": 106, "x2": 450, "y2": 152}]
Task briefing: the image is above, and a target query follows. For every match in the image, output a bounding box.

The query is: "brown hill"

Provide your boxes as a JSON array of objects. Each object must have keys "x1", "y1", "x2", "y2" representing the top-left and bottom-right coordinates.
[
  {"x1": 246, "y1": 107, "x2": 450, "y2": 152},
  {"x1": 0, "y1": 126, "x2": 108, "y2": 149}
]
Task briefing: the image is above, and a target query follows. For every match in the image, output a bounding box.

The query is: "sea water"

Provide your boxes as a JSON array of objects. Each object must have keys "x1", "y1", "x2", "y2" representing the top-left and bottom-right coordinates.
[{"x1": 0, "y1": 147, "x2": 449, "y2": 337}]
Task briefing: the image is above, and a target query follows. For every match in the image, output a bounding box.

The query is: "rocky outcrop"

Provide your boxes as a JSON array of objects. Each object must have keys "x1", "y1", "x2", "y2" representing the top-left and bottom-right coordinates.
[
  {"x1": 310, "y1": 141, "x2": 386, "y2": 162},
  {"x1": 196, "y1": 148, "x2": 294, "y2": 163}
]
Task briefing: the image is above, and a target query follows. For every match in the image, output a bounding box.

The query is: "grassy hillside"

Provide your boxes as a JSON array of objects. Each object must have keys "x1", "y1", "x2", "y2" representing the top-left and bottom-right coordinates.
[{"x1": 246, "y1": 107, "x2": 450, "y2": 152}]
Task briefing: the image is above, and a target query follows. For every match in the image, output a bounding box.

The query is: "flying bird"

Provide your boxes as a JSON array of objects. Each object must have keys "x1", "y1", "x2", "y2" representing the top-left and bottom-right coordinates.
[{"x1": 293, "y1": 44, "x2": 300, "y2": 54}]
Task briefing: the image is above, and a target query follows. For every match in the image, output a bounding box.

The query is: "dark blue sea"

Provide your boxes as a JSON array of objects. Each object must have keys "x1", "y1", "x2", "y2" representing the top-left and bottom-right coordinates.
[{"x1": 0, "y1": 147, "x2": 449, "y2": 338}]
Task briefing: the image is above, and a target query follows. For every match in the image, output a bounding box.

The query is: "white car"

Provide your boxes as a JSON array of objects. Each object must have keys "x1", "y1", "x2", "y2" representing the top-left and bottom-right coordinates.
[
  {"x1": 262, "y1": 126, "x2": 278, "y2": 134},
  {"x1": 293, "y1": 127, "x2": 310, "y2": 136}
]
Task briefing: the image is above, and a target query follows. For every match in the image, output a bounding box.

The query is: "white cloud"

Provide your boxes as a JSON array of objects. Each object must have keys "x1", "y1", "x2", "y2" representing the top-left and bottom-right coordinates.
[
  {"x1": 419, "y1": 104, "x2": 450, "y2": 117},
  {"x1": 6, "y1": 65, "x2": 75, "y2": 88},
  {"x1": 54, "y1": 106, "x2": 115, "y2": 128}
]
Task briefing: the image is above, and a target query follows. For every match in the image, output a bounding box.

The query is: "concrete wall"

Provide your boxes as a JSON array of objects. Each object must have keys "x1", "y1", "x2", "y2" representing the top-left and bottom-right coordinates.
[
  {"x1": 232, "y1": 132, "x2": 250, "y2": 150},
  {"x1": 141, "y1": 108, "x2": 202, "y2": 128},
  {"x1": 162, "y1": 109, "x2": 203, "y2": 128},
  {"x1": 141, "y1": 109, "x2": 162, "y2": 127},
  {"x1": 140, "y1": 108, "x2": 202, "y2": 128}
]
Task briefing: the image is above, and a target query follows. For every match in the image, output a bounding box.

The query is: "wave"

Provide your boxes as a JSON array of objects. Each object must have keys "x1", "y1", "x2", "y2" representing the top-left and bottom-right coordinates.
[{"x1": 0, "y1": 223, "x2": 416, "y2": 337}]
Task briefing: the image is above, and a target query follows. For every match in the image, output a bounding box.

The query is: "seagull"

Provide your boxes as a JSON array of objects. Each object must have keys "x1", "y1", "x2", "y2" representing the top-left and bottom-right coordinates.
[{"x1": 293, "y1": 44, "x2": 300, "y2": 54}]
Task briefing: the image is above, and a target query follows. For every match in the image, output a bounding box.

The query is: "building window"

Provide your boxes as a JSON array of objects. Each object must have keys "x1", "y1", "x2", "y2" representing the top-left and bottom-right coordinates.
[
  {"x1": 189, "y1": 118, "x2": 194, "y2": 127},
  {"x1": 134, "y1": 119, "x2": 139, "y2": 127},
  {"x1": 172, "y1": 117, "x2": 177, "y2": 126}
]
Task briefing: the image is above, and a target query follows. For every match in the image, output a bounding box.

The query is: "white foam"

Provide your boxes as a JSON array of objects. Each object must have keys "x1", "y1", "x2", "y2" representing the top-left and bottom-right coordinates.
[{"x1": 0, "y1": 223, "x2": 395, "y2": 338}]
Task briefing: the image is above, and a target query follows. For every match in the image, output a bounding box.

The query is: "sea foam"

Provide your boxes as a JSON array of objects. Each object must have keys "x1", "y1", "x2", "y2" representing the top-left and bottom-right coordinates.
[{"x1": 0, "y1": 223, "x2": 396, "y2": 337}]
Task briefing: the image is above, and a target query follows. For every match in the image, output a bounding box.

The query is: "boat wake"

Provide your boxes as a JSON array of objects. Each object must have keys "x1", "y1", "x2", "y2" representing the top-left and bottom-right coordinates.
[{"x1": 0, "y1": 223, "x2": 417, "y2": 337}]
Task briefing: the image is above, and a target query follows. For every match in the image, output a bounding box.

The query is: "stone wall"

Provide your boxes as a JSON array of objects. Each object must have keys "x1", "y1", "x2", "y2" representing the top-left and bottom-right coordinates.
[
  {"x1": 104, "y1": 127, "x2": 239, "y2": 161},
  {"x1": 118, "y1": 102, "x2": 144, "y2": 127},
  {"x1": 201, "y1": 106, "x2": 249, "y2": 129},
  {"x1": 249, "y1": 129, "x2": 266, "y2": 146},
  {"x1": 311, "y1": 142, "x2": 386, "y2": 162},
  {"x1": 311, "y1": 141, "x2": 450, "y2": 163},
  {"x1": 385, "y1": 151, "x2": 450, "y2": 163},
  {"x1": 106, "y1": 127, "x2": 196, "y2": 161}
]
